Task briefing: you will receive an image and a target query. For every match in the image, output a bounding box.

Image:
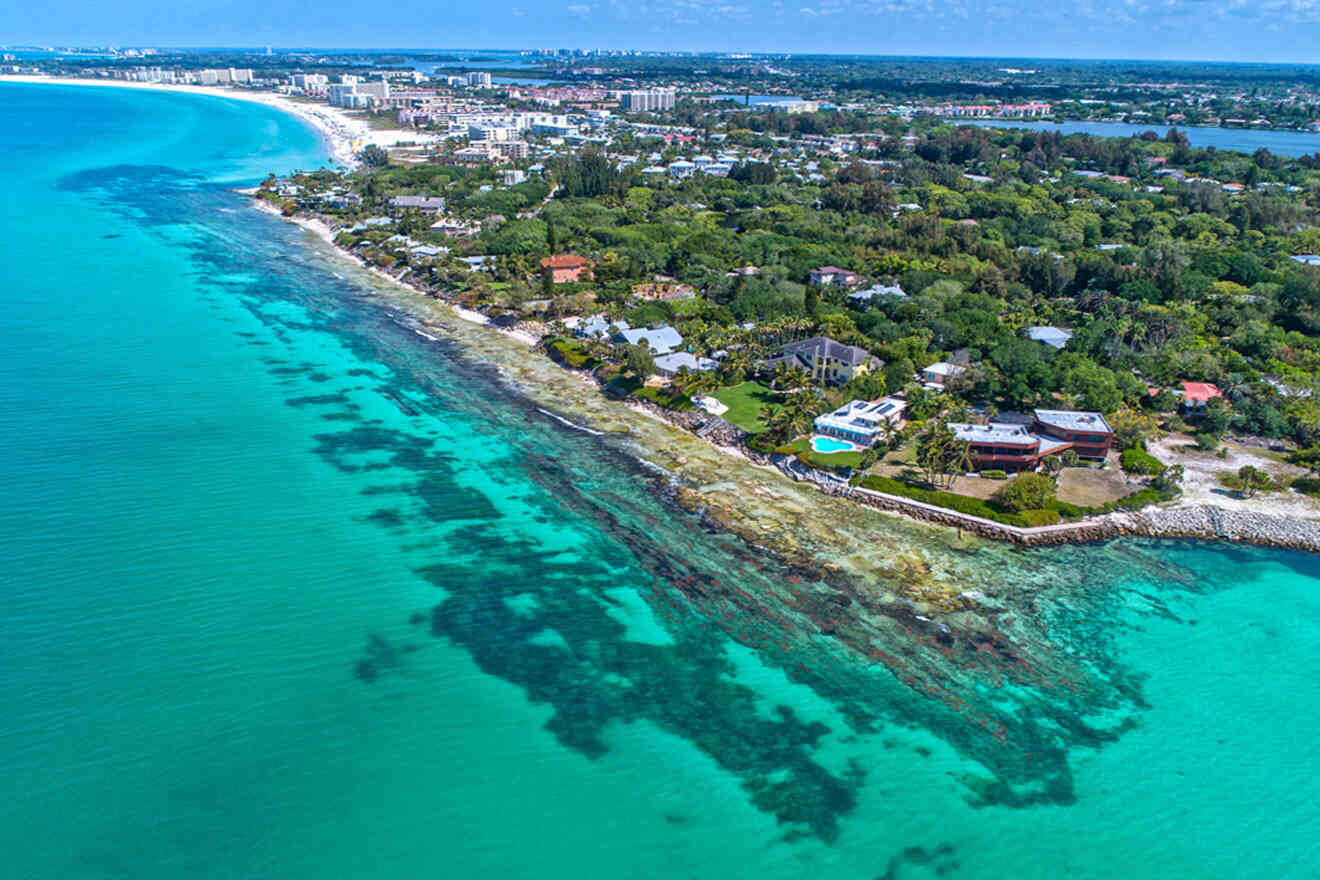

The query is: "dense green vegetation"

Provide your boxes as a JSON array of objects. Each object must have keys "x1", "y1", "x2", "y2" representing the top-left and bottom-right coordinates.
[
  {"x1": 253, "y1": 97, "x2": 1320, "y2": 519},
  {"x1": 289, "y1": 124, "x2": 1320, "y2": 453}
]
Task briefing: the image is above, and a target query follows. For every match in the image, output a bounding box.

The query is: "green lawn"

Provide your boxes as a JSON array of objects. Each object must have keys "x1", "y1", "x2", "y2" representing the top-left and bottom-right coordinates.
[{"x1": 712, "y1": 382, "x2": 782, "y2": 434}]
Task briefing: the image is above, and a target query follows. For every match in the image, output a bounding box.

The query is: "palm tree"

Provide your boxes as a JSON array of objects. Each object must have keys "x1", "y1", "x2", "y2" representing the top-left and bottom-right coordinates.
[
  {"x1": 916, "y1": 420, "x2": 972, "y2": 490},
  {"x1": 686, "y1": 370, "x2": 720, "y2": 396},
  {"x1": 1220, "y1": 373, "x2": 1248, "y2": 403},
  {"x1": 767, "y1": 389, "x2": 823, "y2": 442},
  {"x1": 771, "y1": 361, "x2": 794, "y2": 390}
]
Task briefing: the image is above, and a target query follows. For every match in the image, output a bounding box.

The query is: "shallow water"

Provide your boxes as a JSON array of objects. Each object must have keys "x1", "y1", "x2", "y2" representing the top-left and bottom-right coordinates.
[{"x1": 2, "y1": 82, "x2": 1319, "y2": 879}]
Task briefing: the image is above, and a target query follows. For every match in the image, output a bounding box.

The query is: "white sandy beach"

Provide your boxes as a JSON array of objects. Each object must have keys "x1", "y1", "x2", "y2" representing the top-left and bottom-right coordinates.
[
  {"x1": 0, "y1": 74, "x2": 439, "y2": 169},
  {"x1": 249, "y1": 198, "x2": 542, "y2": 347}
]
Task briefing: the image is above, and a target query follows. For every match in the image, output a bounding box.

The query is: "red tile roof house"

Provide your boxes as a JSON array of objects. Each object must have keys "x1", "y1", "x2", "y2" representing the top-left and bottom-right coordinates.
[
  {"x1": 1180, "y1": 382, "x2": 1223, "y2": 409},
  {"x1": 540, "y1": 254, "x2": 590, "y2": 284}
]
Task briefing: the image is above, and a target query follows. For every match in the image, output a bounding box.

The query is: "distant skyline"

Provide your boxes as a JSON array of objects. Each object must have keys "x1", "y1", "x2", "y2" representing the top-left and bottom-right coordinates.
[{"x1": 8, "y1": 0, "x2": 1320, "y2": 64}]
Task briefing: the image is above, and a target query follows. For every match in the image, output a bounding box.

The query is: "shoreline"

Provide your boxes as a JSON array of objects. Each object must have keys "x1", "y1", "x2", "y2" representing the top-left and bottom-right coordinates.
[
  {"x1": 0, "y1": 74, "x2": 438, "y2": 170},
  {"x1": 254, "y1": 198, "x2": 1320, "y2": 558},
  {"x1": 250, "y1": 199, "x2": 542, "y2": 346}
]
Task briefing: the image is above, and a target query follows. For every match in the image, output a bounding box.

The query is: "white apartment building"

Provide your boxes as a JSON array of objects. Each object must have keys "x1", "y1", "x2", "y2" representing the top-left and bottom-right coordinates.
[
  {"x1": 355, "y1": 79, "x2": 390, "y2": 100},
  {"x1": 619, "y1": 89, "x2": 677, "y2": 113}
]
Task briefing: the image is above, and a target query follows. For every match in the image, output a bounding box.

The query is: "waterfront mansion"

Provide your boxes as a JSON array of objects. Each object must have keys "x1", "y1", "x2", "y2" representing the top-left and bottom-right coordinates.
[{"x1": 951, "y1": 410, "x2": 1115, "y2": 473}]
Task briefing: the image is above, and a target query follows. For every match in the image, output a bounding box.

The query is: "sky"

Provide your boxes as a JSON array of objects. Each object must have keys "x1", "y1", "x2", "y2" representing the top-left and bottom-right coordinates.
[{"x1": 5, "y1": 0, "x2": 1320, "y2": 63}]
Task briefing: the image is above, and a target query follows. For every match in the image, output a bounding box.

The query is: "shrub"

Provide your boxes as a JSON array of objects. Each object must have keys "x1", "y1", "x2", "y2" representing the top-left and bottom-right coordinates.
[
  {"x1": 1218, "y1": 471, "x2": 1245, "y2": 492},
  {"x1": 1049, "y1": 500, "x2": 1093, "y2": 520},
  {"x1": 1115, "y1": 487, "x2": 1165, "y2": 510},
  {"x1": 980, "y1": 469, "x2": 1008, "y2": 480},
  {"x1": 1021, "y1": 509, "x2": 1062, "y2": 527},
  {"x1": 1286, "y1": 447, "x2": 1320, "y2": 475},
  {"x1": 635, "y1": 385, "x2": 693, "y2": 411},
  {"x1": 856, "y1": 475, "x2": 1169, "y2": 522},
  {"x1": 1292, "y1": 477, "x2": 1320, "y2": 497},
  {"x1": 1121, "y1": 448, "x2": 1166, "y2": 476},
  {"x1": 1234, "y1": 465, "x2": 1275, "y2": 497},
  {"x1": 991, "y1": 472, "x2": 1057, "y2": 512},
  {"x1": 545, "y1": 338, "x2": 599, "y2": 370}
]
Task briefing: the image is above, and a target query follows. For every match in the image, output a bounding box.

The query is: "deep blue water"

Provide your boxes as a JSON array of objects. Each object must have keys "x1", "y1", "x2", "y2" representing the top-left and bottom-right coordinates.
[
  {"x1": 3, "y1": 81, "x2": 1319, "y2": 879},
  {"x1": 960, "y1": 118, "x2": 1320, "y2": 156}
]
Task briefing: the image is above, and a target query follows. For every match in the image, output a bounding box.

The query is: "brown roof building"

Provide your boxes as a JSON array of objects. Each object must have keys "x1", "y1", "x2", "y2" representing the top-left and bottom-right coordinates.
[{"x1": 540, "y1": 254, "x2": 590, "y2": 283}]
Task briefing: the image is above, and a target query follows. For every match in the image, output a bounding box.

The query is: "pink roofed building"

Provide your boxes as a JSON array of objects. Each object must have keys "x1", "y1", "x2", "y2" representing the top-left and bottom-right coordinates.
[{"x1": 1181, "y1": 382, "x2": 1223, "y2": 408}]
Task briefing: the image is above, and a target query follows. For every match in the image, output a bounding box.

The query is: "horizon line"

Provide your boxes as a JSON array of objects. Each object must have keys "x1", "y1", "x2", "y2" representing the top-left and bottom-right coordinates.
[{"x1": 8, "y1": 45, "x2": 1320, "y2": 67}]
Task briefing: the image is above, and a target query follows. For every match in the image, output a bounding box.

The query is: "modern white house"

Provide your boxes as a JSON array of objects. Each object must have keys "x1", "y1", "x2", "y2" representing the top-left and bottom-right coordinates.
[
  {"x1": 808, "y1": 266, "x2": 864, "y2": 287},
  {"x1": 668, "y1": 160, "x2": 696, "y2": 178},
  {"x1": 575, "y1": 316, "x2": 629, "y2": 339},
  {"x1": 460, "y1": 255, "x2": 494, "y2": 271},
  {"x1": 1026, "y1": 326, "x2": 1073, "y2": 349},
  {"x1": 654, "y1": 352, "x2": 718, "y2": 377},
  {"x1": 615, "y1": 325, "x2": 683, "y2": 355},
  {"x1": 389, "y1": 195, "x2": 447, "y2": 212},
  {"x1": 813, "y1": 398, "x2": 906, "y2": 446},
  {"x1": 920, "y1": 361, "x2": 966, "y2": 388},
  {"x1": 849, "y1": 282, "x2": 906, "y2": 304}
]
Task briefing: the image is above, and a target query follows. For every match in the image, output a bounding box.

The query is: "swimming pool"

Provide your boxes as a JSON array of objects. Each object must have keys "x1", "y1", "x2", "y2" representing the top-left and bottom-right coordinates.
[{"x1": 810, "y1": 435, "x2": 858, "y2": 454}]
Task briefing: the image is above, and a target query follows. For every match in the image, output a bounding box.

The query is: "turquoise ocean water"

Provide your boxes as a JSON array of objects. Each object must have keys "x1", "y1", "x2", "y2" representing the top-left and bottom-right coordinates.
[{"x1": 2, "y1": 82, "x2": 1318, "y2": 879}]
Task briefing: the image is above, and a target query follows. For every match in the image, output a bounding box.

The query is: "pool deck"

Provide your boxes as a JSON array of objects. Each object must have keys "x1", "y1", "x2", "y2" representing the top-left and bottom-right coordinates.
[{"x1": 810, "y1": 435, "x2": 865, "y2": 454}]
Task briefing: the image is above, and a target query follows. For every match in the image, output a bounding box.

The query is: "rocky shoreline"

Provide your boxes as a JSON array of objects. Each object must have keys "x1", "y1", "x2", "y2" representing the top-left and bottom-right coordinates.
[
  {"x1": 259, "y1": 200, "x2": 1320, "y2": 558},
  {"x1": 631, "y1": 392, "x2": 1320, "y2": 554},
  {"x1": 846, "y1": 482, "x2": 1320, "y2": 552}
]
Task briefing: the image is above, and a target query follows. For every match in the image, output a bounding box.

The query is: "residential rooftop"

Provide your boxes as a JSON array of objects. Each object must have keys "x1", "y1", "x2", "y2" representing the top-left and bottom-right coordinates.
[
  {"x1": 782, "y1": 336, "x2": 875, "y2": 367},
  {"x1": 1033, "y1": 409, "x2": 1112, "y2": 434},
  {"x1": 949, "y1": 422, "x2": 1037, "y2": 445},
  {"x1": 1026, "y1": 326, "x2": 1073, "y2": 349}
]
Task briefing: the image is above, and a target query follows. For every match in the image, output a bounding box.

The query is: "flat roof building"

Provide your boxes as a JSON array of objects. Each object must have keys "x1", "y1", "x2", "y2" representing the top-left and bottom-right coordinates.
[
  {"x1": 814, "y1": 398, "x2": 906, "y2": 447},
  {"x1": 950, "y1": 422, "x2": 1070, "y2": 473},
  {"x1": 654, "y1": 352, "x2": 717, "y2": 377},
  {"x1": 1032, "y1": 409, "x2": 1113, "y2": 459},
  {"x1": 620, "y1": 89, "x2": 677, "y2": 113},
  {"x1": 616, "y1": 325, "x2": 683, "y2": 355}
]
